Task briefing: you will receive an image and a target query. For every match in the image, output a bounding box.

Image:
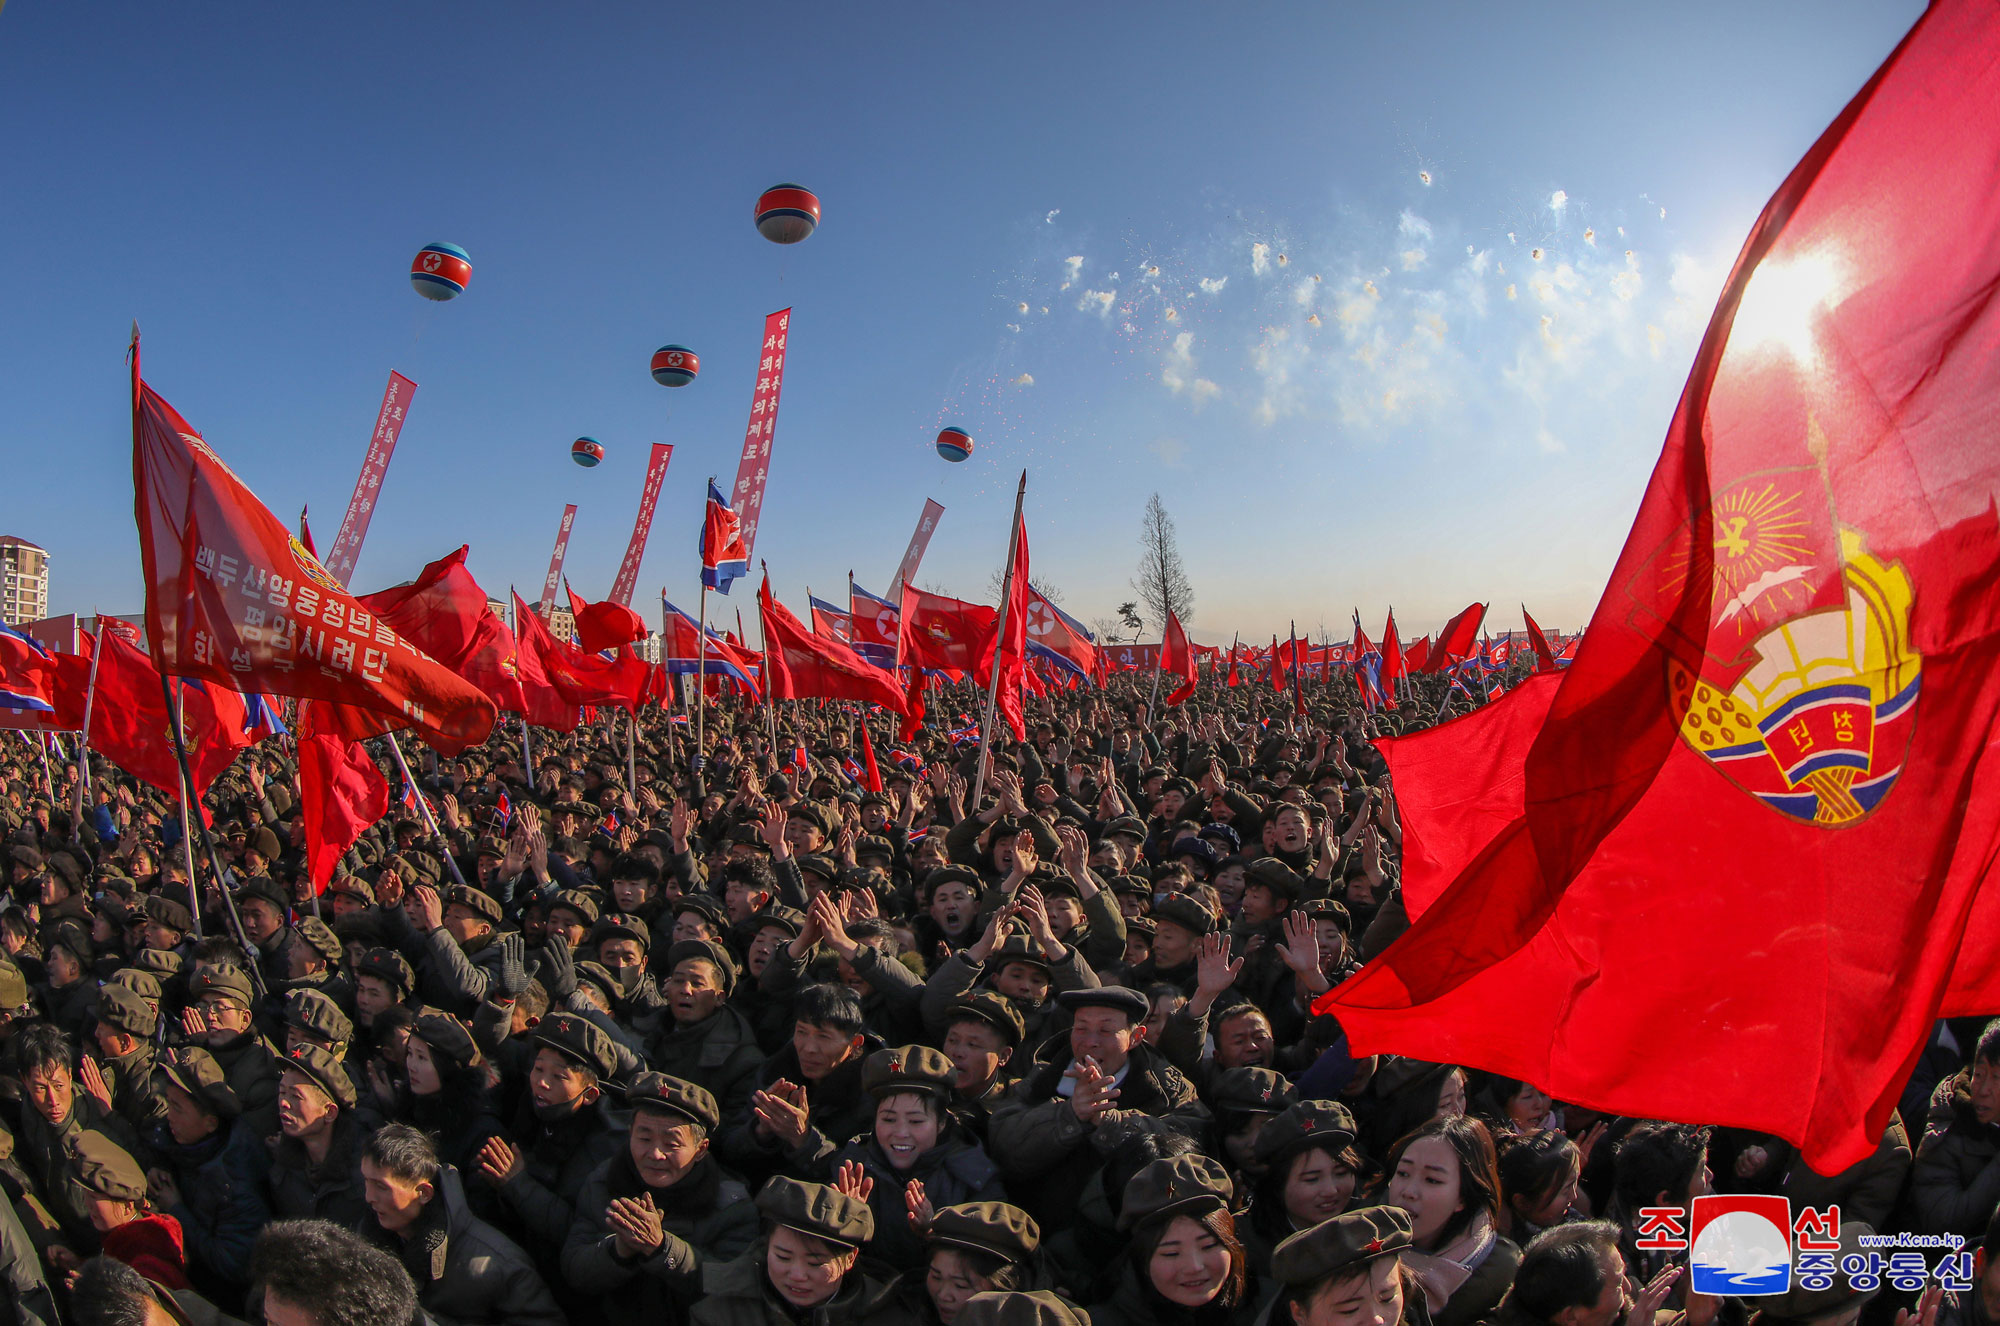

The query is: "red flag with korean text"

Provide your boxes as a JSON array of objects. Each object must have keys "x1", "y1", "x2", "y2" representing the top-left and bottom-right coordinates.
[
  {"x1": 130, "y1": 352, "x2": 496, "y2": 754},
  {"x1": 1324, "y1": 0, "x2": 2000, "y2": 1172}
]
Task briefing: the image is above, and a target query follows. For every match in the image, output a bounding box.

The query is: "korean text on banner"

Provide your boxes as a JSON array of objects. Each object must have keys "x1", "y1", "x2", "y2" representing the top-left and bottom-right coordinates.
[
  {"x1": 323, "y1": 372, "x2": 416, "y2": 587},
  {"x1": 728, "y1": 308, "x2": 791, "y2": 564},
  {"x1": 608, "y1": 443, "x2": 673, "y2": 607},
  {"x1": 537, "y1": 504, "x2": 579, "y2": 618}
]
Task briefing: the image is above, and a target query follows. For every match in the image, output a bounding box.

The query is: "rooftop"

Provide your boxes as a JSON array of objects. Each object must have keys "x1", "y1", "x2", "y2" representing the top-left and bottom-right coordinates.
[{"x1": 0, "y1": 536, "x2": 45, "y2": 551}]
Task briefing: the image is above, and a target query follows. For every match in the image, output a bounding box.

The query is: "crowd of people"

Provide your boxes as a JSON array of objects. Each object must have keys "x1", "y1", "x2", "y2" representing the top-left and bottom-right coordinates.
[{"x1": 0, "y1": 668, "x2": 1991, "y2": 1326}]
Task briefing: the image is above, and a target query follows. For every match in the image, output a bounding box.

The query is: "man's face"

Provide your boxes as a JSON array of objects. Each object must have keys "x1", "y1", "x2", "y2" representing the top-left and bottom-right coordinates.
[
  {"x1": 22, "y1": 1062, "x2": 71, "y2": 1126},
  {"x1": 164, "y1": 1082, "x2": 219, "y2": 1146},
  {"x1": 442, "y1": 904, "x2": 492, "y2": 946},
  {"x1": 360, "y1": 1157, "x2": 432, "y2": 1234},
  {"x1": 1044, "y1": 896, "x2": 1082, "y2": 939},
  {"x1": 860, "y1": 803, "x2": 888, "y2": 832},
  {"x1": 1068, "y1": 1008, "x2": 1140, "y2": 1077},
  {"x1": 199, "y1": 995, "x2": 252, "y2": 1046},
  {"x1": 1215, "y1": 1009, "x2": 1275, "y2": 1069},
  {"x1": 793, "y1": 1020, "x2": 858, "y2": 1082},
  {"x1": 354, "y1": 975, "x2": 397, "y2": 1026},
  {"x1": 141, "y1": 919, "x2": 180, "y2": 951},
  {"x1": 723, "y1": 880, "x2": 765, "y2": 924},
  {"x1": 1150, "y1": 920, "x2": 1197, "y2": 969},
  {"x1": 666, "y1": 959, "x2": 726, "y2": 1025},
  {"x1": 1972, "y1": 1056, "x2": 2000, "y2": 1125},
  {"x1": 942, "y1": 1019, "x2": 1010, "y2": 1094},
  {"x1": 630, "y1": 1111, "x2": 707, "y2": 1188},
  {"x1": 549, "y1": 909, "x2": 590, "y2": 949},
  {"x1": 476, "y1": 853, "x2": 504, "y2": 888},
  {"x1": 1314, "y1": 920, "x2": 1348, "y2": 972},
  {"x1": 277, "y1": 1070, "x2": 337, "y2": 1139},
  {"x1": 1154, "y1": 789, "x2": 1186, "y2": 821},
  {"x1": 529, "y1": 1048, "x2": 594, "y2": 1112},
  {"x1": 1568, "y1": 1247, "x2": 1631, "y2": 1326},
  {"x1": 600, "y1": 938, "x2": 645, "y2": 972},
  {"x1": 672, "y1": 910, "x2": 717, "y2": 945},
  {"x1": 784, "y1": 817, "x2": 824, "y2": 857},
  {"x1": 1240, "y1": 883, "x2": 1282, "y2": 926},
  {"x1": 748, "y1": 925, "x2": 788, "y2": 978},
  {"x1": 1273, "y1": 808, "x2": 1311, "y2": 853},
  {"x1": 930, "y1": 883, "x2": 976, "y2": 936},
  {"x1": 994, "y1": 959, "x2": 1050, "y2": 1004},
  {"x1": 612, "y1": 877, "x2": 653, "y2": 913}
]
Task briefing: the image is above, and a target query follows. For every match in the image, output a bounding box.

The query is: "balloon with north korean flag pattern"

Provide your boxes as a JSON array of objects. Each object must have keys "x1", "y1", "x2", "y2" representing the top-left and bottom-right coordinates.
[
  {"x1": 409, "y1": 242, "x2": 472, "y2": 301},
  {"x1": 755, "y1": 184, "x2": 820, "y2": 244},
  {"x1": 571, "y1": 438, "x2": 604, "y2": 468},
  {"x1": 935, "y1": 427, "x2": 973, "y2": 463},
  {"x1": 651, "y1": 345, "x2": 699, "y2": 387}
]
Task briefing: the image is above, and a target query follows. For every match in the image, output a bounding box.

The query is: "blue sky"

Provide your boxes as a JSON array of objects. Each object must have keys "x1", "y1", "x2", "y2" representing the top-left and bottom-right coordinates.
[{"x1": 0, "y1": 1, "x2": 1922, "y2": 645}]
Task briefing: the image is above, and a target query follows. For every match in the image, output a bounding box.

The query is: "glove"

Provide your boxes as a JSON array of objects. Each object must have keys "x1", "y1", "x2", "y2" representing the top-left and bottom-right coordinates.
[
  {"x1": 689, "y1": 754, "x2": 705, "y2": 775},
  {"x1": 539, "y1": 935, "x2": 577, "y2": 1001},
  {"x1": 493, "y1": 933, "x2": 528, "y2": 1000}
]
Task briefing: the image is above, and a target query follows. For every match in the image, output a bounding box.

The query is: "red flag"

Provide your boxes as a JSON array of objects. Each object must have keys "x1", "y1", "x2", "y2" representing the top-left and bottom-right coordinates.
[
  {"x1": 993, "y1": 512, "x2": 1030, "y2": 743},
  {"x1": 1380, "y1": 609, "x2": 1406, "y2": 687},
  {"x1": 760, "y1": 577, "x2": 908, "y2": 713},
  {"x1": 1267, "y1": 634, "x2": 1284, "y2": 690},
  {"x1": 1161, "y1": 611, "x2": 1198, "y2": 706},
  {"x1": 130, "y1": 355, "x2": 495, "y2": 753},
  {"x1": 297, "y1": 704, "x2": 389, "y2": 892},
  {"x1": 898, "y1": 586, "x2": 997, "y2": 673},
  {"x1": 55, "y1": 629, "x2": 257, "y2": 801},
  {"x1": 858, "y1": 724, "x2": 884, "y2": 794},
  {"x1": 358, "y1": 547, "x2": 525, "y2": 713},
  {"x1": 1325, "y1": 0, "x2": 2000, "y2": 1172},
  {"x1": 1224, "y1": 636, "x2": 1241, "y2": 688},
  {"x1": 1426, "y1": 602, "x2": 1488, "y2": 672},
  {"x1": 1522, "y1": 607, "x2": 1557, "y2": 672},
  {"x1": 565, "y1": 585, "x2": 647, "y2": 656},
  {"x1": 513, "y1": 592, "x2": 647, "y2": 721}
]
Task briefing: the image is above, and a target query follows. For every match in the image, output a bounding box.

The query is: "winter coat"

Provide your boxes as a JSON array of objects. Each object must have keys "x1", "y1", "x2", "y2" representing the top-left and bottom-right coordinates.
[
  {"x1": 690, "y1": 1240, "x2": 897, "y2": 1326},
  {"x1": 492, "y1": 1093, "x2": 626, "y2": 1252},
  {"x1": 358, "y1": 1164, "x2": 565, "y2": 1326},
  {"x1": 646, "y1": 1001, "x2": 767, "y2": 1125},
  {"x1": 0, "y1": 1192, "x2": 54, "y2": 1326},
  {"x1": 560, "y1": 1149, "x2": 759, "y2": 1326},
  {"x1": 1089, "y1": 1258, "x2": 1250, "y2": 1326},
  {"x1": 17, "y1": 1094, "x2": 136, "y2": 1252},
  {"x1": 1911, "y1": 1071, "x2": 2000, "y2": 1237},
  {"x1": 266, "y1": 1108, "x2": 370, "y2": 1229},
  {"x1": 825, "y1": 1128, "x2": 1006, "y2": 1270},
  {"x1": 206, "y1": 1029, "x2": 283, "y2": 1139},
  {"x1": 151, "y1": 1118, "x2": 271, "y2": 1291},
  {"x1": 919, "y1": 947, "x2": 1099, "y2": 1047},
  {"x1": 716, "y1": 1036, "x2": 884, "y2": 1187}
]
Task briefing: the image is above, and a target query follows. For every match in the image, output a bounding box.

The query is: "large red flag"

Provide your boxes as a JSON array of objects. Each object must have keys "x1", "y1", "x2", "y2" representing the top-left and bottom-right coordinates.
[
  {"x1": 1325, "y1": 0, "x2": 2000, "y2": 1172},
  {"x1": 512, "y1": 592, "x2": 648, "y2": 718},
  {"x1": 358, "y1": 547, "x2": 526, "y2": 714},
  {"x1": 1161, "y1": 612, "x2": 1198, "y2": 706},
  {"x1": 898, "y1": 587, "x2": 997, "y2": 674},
  {"x1": 566, "y1": 585, "x2": 647, "y2": 656},
  {"x1": 1522, "y1": 607, "x2": 1557, "y2": 673},
  {"x1": 55, "y1": 629, "x2": 259, "y2": 801},
  {"x1": 760, "y1": 577, "x2": 908, "y2": 713},
  {"x1": 297, "y1": 703, "x2": 389, "y2": 892},
  {"x1": 1403, "y1": 635, "x2": 1432, "y2": 676},
  {"x1": 1425, "y1": 602, "x2": 1488, "y2": 672},
  {"x1": 993, "y1": 512, "x2": 1030, "y2": 743},
  {"x1": 130, "y1": 353, "x2": 496, "y2": 754}
]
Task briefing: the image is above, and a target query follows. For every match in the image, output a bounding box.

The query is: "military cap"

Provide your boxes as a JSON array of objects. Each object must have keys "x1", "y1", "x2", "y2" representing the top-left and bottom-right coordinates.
[
  {"x1": 674, "y1": 894, "x2": 731, "y2": 934},
  {"x1": 294, "y1": 916, "x2": 343, "y2": 967},
  {"x1": 96, "y1": 983, "x2": 157, "y2": 1038},
  {"x1": 355, "y1": 946, "x2": 414, "y2": 996},
  {"x1": 546, "y1": 890, "x2": 600, "y2": 928},
  {"x1": 281, "y1": 1043, "x2": 358, "y2": 1110},
  {"x1": 438, "y1": 883, "x2": 501, "y2": 926},
  {"x1": 45, "y1": 851, "x2": 84, "y2": 891},
  {"x1": 399, "y1": 852, "x2": 443, "y2": 885},
  {"x1": 1213, "y1": 1066, "x2": 1298, "y2": 1115},
  {"x1": 1055, "y1": 985, "x2": 1150, "y2": 1021},
  {"x1": 786, "y1": 800, "x2": 838, "y2": 842},
  {"x1": 411, "y1": 1011, "x2": 479, "y2": 1071},
  {"x1": 285, "y1": 988, "x2": 353, "y2": 1046},
  {"x1": 532, "y1": 1011, "x2": 620, "y2": 1081},
  {"x1": 130, "y1": 948, "x2": 184, "y2": 979},
  {"x1": 756, "y1": 1176, "x2": 874, "y2": 1248},
  {"x1": 1104, "y1": 815, "x2": 1149, "y2": 841},
  {"x1": 1117, "y1": 1154, "x2": 1233, "y2": 1231},
  {"x1": 1198, "y1": 822, "x2": 1242, "y2": 854},
  {"x1": 929, "y1": 1202, "x2": 1041, "y2": 1263},
  {"x1": 626, "y1": 1071, "x2": 721, "y2": 1131},
  {"x1": 725, "y1": 823, "x2": 770, "y2": 852},
  {"x1": 1033, "y1": 870, "x2": 1081, "y2": 902},
  {"x1": 925, "y1": 865, "x2": 984, "y2": 896},
  {"x1": 955, "y1": 1292, "x2": 1089, "y2": 1326},
  {"x1": 1246, "y1": 857, "x2": 1306, "y2": 900},
  {"x1": 328, "y1": 874, "x2": 376, "y2": 905},
  {"x1": 1303, "y1": 898, "x2": 1352, "y2": 933},
  {"x1": 854, "y1": 834, "x2": 895, "y2": 862},
  {"x1": 235, "y1": 875, "x2": 290, "y2": 915},
  {"x1": 1254, "y1": 1100, "x2": 1360, "y2": 1168},
  {"x1": 1271, "y1": 1205, "x2": 1414, "y2": 1288},
  {"x1": 1108, "y1": 874, "x2": 1152, "y2": 898},
  {"x1": 0, "y1": 958, "x2": 31, "y2": 1011},
  {"x1": 246, "y1": 826, "x2": 283, "y2": 863},
  {"x1": 73, "y1": 1132, "x2": 148, "y2": 1202},
  {"x1": 472, "y1": 835, "x2": 509, "y2": 860},
  {"x1": 1756, "y1": 1222, "x2": 1883, "y2": 1322},
  {"x1": 6, "y1": 845, "x2": 41, "y2": 873},
  {"x1": 863, "y1": 1045, "x2": 956, "y2": 1099},
  {"x1": 142, "y1": 893, "x2": 194, "y2": 936},
  {"x1": 105, "y1": 968, "x2": 162, "y2": 1006},
  {"x1": 796, "y1": 853, "x2": 842, "y2": 884},
  {"x1": 752, "y1": 904, "x2": 805, "y2": 938},
  {"x1": 187, "y1": 964, "x2": 254, "y2": 1009},
  {"x1": 1151, "y1": 894, "x2": 1216, "y2": 938},
  {"x1": 46, "y1": 919, "x2": 93, "y2": 967},
  {"x1": 156, "y1": 1047, "x2": 241, "y2": 1119},
  {"x1": 1126, "y1": 917, "x2": 1157, "y2": 939},
  {"x1": 989, "y1": 935, "x2": 1052, "y2": 974},
  {"x1": 948, "y1": 991, "x2": 1027, "y2": 1047},
  {"x1": 589, "y1": 912, "x2": 652, "y2": 951},
  {"x1": 1169, "y1": 837, "x2": 1220, "y2": 868},
  {"x1": 573, "y1": 960, "x2": 622, "y2": 1005},
  {"x1": 664, "y1": 939, "x2": 738, "y2": 995}
]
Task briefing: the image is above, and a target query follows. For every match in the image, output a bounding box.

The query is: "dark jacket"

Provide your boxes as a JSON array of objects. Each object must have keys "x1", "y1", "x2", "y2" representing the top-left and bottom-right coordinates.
[
  {"x1": 151, "y1": 1117, "x2": 271, "y2": 1291},
  {"x1": 1911, "y1": 1071, "x2": 2000, "y2": 1237},
  {"x1": 1089, "y1": 1258, "x2": 1246, "y2": 1326},
  {"x1": 825, "y1": 1128, "x2": 1006, "y2": 1270},
  {"x1": 690, "y1": 1240, "x2": 897, "y2": 1326},
  {"x1": 560, "y1": 1149, "x2": 759, "y2": 1326},
  {"x1": 266, "y1": 1108, "x2": 370, "y2": 1228},
  {"x1": 716, "y1": 1036, "x2": 884, "y2": 1186},
  {"x1": 493, "y1": 1093, "x2": 627, "y2": 1252},
  {"x1": 647, "y1": 1002, "x2": 767, "y2": 1125},
  {"x1": 358, "y1": 1164, "x2": 565, "y2": 1326}
]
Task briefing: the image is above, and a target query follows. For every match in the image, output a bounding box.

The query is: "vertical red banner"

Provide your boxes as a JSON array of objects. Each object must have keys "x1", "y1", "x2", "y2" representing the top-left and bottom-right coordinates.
[
  {"x1": 887, "y1": 498, "x2": 946, "y2": 599},
  {"x1": 608, "y1": 443, "x2": 673, "y2": 607},
  {"x1": 537, "y1": 504, "x2": 578, "y2": 618},
  {"x1": 729, "y1": 308, "x2": 791, "y2": 564},
  {"x1": 324, "y1": 371, "x2": 417, "y2": 588}
]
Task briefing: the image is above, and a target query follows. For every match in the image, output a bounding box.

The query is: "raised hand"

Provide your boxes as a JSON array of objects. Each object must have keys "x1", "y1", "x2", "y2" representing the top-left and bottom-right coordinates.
[
  {"x1": 607, "y1": 1193, "x2": 666, "y2": 1258},
  {"x1": 1277, "y1": 910, "x2": 1322, "y2": 976},
  {"x1": 904, "y1": 1178, "x2": 935, "y2": 1233},
  {"x1": 834, "y1": 1158, "x2": 874, "y2": 1204},
  {"x1": 77, "y1": 1055, "x2": 113, "y2": 1116},
  {"x1": 1630, "y1": 1264, "x2": 1683, "y2": 1326},
  {"x1": 1192, "y1": 932, "x2": 1244, "y2": 1011},
  {"x1": 477, "y1": 1135, "x2": 525, "y2": 1186}
]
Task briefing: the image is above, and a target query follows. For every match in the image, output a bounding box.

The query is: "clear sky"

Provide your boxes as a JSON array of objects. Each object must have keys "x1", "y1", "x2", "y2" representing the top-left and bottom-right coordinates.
[{"x1": 0, "y1": 1, "x2": 1924, "y2": 646}]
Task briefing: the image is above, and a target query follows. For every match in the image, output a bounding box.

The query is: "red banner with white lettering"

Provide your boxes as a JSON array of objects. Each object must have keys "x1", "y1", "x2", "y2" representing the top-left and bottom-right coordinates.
[
  {"x1": 728, "y1": 309, "x2": 792, "y2": 563},
  {"x1": 323, "y1": 371, "x2": 415, "y2": 587},
  {"x1": 888, "y1": 498, "x2": 946, "y2": 598},
  {"x1": 537, "y1": 504, "x2": 578, "y2": 618},
  {"x1": 608, "y1": 443, "x2": 673, "y2": 607}
]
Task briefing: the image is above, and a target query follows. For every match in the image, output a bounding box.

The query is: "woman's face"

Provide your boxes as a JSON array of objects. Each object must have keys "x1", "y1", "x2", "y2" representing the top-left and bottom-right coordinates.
[
  {"x1": 1224, "y1": 1113, "x2": 1273, "y2": 1173},
  {"x1": 1389, "y1": 1136, "x2": 1466, "y2": 1249},
  {"x1": 766, "y1": 1226, "x2": 857, "y2": 1308},
  {"x1": 875, "y1": 1092, "x2": 942, "y2": 1171},
  {"x1": 1283, "y1": 1147, "x2": 1359, "y2": 1227},
  {"x1": 1434, "y1": 1070, "x2": 1468, "y2": 1119},
  {"x1": 1516, "y1": 1157, "x2": 1582, "y2": 1230},
  {"x1": 1148, "y1": 1215, "x2": 1232, "y2": 1309},
  {"x1": 1290, "y1": 1257, "x2": 1405, "y2": 1326},
  {"x1": 1505, "y1": 1083, "x2": 1552, "y2": 1132},
  {"x1": 404, "y1": 1036, "x2": 442, "y2": 1095},
  {"x1": 926, "y1": 1248, "x2": 996, "y2": 1325}
]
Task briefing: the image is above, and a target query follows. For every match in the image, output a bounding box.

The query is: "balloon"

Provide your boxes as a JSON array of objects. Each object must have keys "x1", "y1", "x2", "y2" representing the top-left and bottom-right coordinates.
[
  {"x1": 410, "y1": 242, "x2": 471, "y2": 301},
  {"x1": 935, "y1": 427, "x2": 973, "y2": 463},
  {"x1": 755, "y1": 184, "x2": 820, "y2": 245},
  {"x1": 571, "y1": 438, "x2": 604, "y2": 468},
  {"x1": 651, "y1": 344, "x2": 699, "y2": 388}
]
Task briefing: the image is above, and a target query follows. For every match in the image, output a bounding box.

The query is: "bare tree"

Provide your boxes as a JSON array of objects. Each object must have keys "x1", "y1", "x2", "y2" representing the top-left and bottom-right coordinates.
[
  {"x1": 1089, "y1": 615, "x2": 1123, "y2": 644},
  {"x1": 987, "y1": 567, "x2": 1064, "y2": 605},
  {"x1": 1133, "y1": 494, "x2": 1194, "y2": 632}
]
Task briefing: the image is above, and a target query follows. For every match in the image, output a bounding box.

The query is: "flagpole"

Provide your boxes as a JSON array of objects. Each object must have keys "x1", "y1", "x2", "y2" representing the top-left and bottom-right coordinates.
[
  {"x1": 972, "y1": 471, "x2": 1028, "y2": 799},
  {"x1": 385, "y1": 735, "x2": 467, "y2": 891},
  {"x1": 757, "y1": 562, "x2": 777, "y2": 753},
  {"x1": 72, "y1": 613, "x2": 105, "y2": 825},
  {"x1": 695, "y1": 584, "x2": 710, "y2": 772},
  {"x1": 157, "y1": 670, "x2": 260, "y2": 991},
  {"x1": 32, "y1": 734, "x2": 55, "y2": 806},
  {"x1": 510, "y1": 587, "x2": 535, "y2": 773}
]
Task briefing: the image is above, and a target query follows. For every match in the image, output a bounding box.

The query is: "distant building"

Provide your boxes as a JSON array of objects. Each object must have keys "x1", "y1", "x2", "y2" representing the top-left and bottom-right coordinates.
[{"x1": 0, "y1": 537, "x2": 49, "y2": 627}]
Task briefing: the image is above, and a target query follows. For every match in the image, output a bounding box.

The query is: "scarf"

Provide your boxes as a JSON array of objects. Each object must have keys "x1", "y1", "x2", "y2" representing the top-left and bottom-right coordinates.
[{"x1": 1403, "y1": 1209, "x2": 1498, "y2": 1312}]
